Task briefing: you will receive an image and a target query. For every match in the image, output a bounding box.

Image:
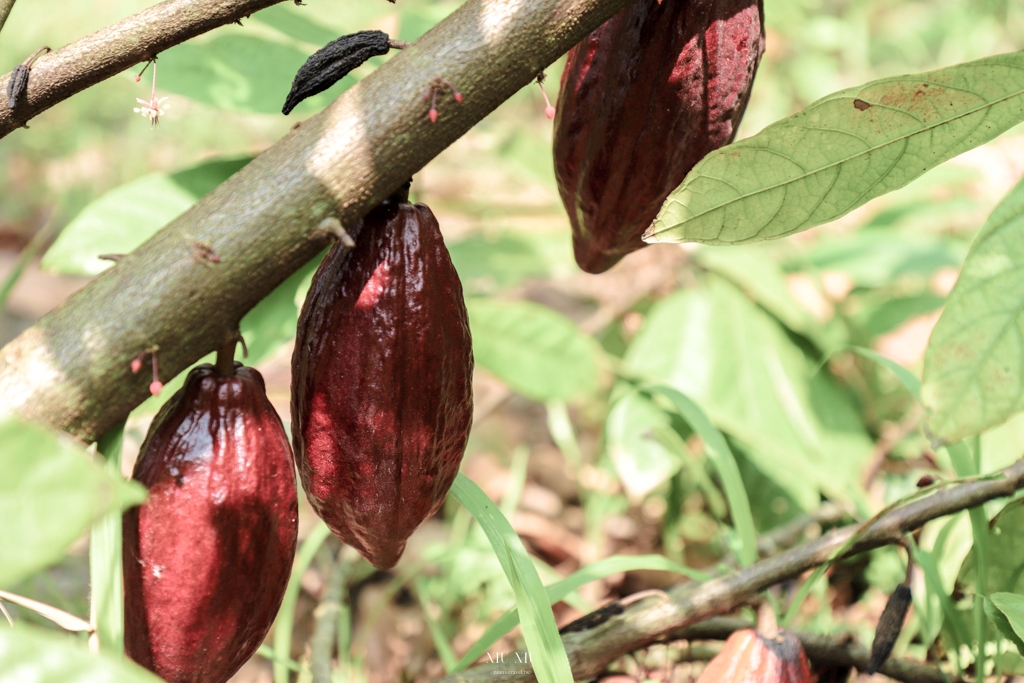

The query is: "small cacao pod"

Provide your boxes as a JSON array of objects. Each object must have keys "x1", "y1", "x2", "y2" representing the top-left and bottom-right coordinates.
[
  {"x1": 553, "y1": 0, "x2": 765, "y2": 273},
  {"x1": 867, "y1": 583, "x2": 912, "y2": 674},
  {"x1": 291, "y1": 187, "x2": 473, "y2": 570},
  {"x1": 123, "y1": 363, "x2": 298, "y2": 683},
  {"x1": 697, "y1": 628, "x2": 813, "y2": 683}
]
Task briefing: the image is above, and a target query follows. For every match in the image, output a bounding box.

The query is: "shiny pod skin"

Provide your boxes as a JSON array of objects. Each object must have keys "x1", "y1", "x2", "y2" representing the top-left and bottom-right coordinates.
[
  {"x1": 123, "y1": 363, "x2": 298, "y2": 683},
  {"x1": 292, "y1": 191, "x2": 473, "y2": 570},
  {"x1": 553, "y1": 0, "x2": 765, "y2": 273},
  {"x1": 696, "y1": 629, "x2": 813, "y2": 683}
]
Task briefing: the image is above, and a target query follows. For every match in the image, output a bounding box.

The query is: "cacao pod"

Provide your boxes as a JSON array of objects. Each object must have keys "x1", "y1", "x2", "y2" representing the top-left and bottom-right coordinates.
[
  {"x1": 123, "y1": 363, "x2": 298, "y2": 683},
  {"x1": 291, "y1": 188, "x2": 473, "y2": 570},
  {"x1": 553, "y1": 0, "x2": 765, "y2": 273},
  {"x1": 867, "y1": 583, "x2": 912, "y2": 674},
  {"x1": 697, "y1": 628, "x2": 813, "y2": 683}
]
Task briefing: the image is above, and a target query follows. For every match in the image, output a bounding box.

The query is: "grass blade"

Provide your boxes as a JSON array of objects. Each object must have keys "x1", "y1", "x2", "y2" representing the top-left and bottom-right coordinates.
[
  {"x1": 451, "y1": 474, "x2": 573, "y2": 683},
  {"x1": 647, "y1": 386, "x2": 758, "y2": 567},
  {"x1": 272, "y1": 520, "x2": 331, "y2": 683},
  {"x1": 454, "y1": 554, "x2": 708, "y2": 672}
]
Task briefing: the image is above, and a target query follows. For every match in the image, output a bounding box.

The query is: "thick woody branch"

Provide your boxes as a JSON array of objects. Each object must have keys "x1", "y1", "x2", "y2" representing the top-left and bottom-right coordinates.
[
  {"x1": 673, "y1": 618, "x2": 962, "y2": 683},
  {"x1": 0, "y1": 0, "x2": 635, "y2": 441},
  {"x1": 0, "y1": 0, "x2": 291, "y2": 135},
  {"x1": 436, "y1": 458, "x2": 1024, "y2": 682}
]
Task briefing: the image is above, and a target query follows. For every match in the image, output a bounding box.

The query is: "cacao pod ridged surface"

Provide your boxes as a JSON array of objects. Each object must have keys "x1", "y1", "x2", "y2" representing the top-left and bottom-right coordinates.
[
  {"x1": 696, "y1": 629, "x2": 813, "y2": 683},
  {"x1": 123, "y1": 363, "x2": 298, "y2": 683},
  {"x1": 553, "y1": 0, "x2": 765, "y2": 273},
  {"x1": 292, "y1": 194, "x2": 473, "y2": 570}
]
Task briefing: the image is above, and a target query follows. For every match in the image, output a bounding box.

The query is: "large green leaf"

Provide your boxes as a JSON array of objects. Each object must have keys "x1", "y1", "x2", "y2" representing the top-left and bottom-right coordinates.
[
  {"x1": 0, "y1": 417, "x2": 146, "y2": 589},
  {"x1": 0, "y1": 624, "x2": 162, "y2": 682},
  {"x1": 623, "y1": 275, "x2": 871, "y2": 510},
  {"x1": 43, "y1": 157, "x2": 251, "y2": 276},
  {"x1": 646, "y1": 50, "x2": 1024, "y2": 245},
  {"x1": 923, "y1": 176, "x2": 1024, "y2": 443},
  {"x1": 159, "y1": 35, "x2": 357, "y2": 115},
  {"x1": 695, "y1": 244, "x2": 843, "y2": 352},
  {"x1": 467, "y1": 298, "x2": 600, "y2": 401}
]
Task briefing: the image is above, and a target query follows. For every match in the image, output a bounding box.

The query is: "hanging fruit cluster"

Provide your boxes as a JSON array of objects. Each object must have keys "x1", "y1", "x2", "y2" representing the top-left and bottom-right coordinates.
[
  {"x1": 121, "y1": 0, "x2": 773, "y2": 674},
  {"x1": 122, "y1": 182, "x2": 473, "y2": 680}
]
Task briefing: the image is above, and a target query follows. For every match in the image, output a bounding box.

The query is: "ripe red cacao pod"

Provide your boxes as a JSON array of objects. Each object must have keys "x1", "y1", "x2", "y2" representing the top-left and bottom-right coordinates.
[
  {"x1": 697, "y1": 628, "x2": 813, "y2": 683},
  {"x1": 291, "y1": 189, "x2": 473, "y2": 570},
  {"x1": 123, "y1": 363, "x2": 298, "y2": 683},
  {"x1": 553, "y1": 0, "x2": 765, "y2": 273}
]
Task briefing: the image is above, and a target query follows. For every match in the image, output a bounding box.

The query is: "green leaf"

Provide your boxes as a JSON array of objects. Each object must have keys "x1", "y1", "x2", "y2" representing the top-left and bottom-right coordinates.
[
  {"x1": 605, "y1": 390, "x2": 685, "y2": 501},
  {"x1": 451, "y1": 474, "x2": 573, "y2": 683},
  {"x1": 695, "y1": 245, "x2": 843, "y2": 352},
  {"x1": 240, "y1": 250, "x2": 326, "y2": 366},
  {"x1": 0, "y1": 417, "x2": 146, "y2": 589},
  {"x1": 849, "y1": 346, "x2": 922, "y2": 402},
  {"x1": 467, "y1": 298, "x2": 600, "y2": 401},
  {"x1": 43, "y1": 157, "x2": 251, "y2": 276},
  {"x1": 89, "y1": 421, "x2": 127, "y2": 655},
  {"x1": 923, "y1": 176, "x2": 1024, "y2": 443},
  {"x1": 449, "y1": 230, "x2": 573, "y2": 295},
  {"x1": 647, "y1": 386, "x2": 758, "y2": 567},
  {"x1": 960, "y1": 499, "x2": 1024, "y2": 601},
  {"x1": 647, "y1": 51, "x2": 1024, "y2": 245},
  {"x1": 990, "y1": 593, "x2": 1024, "y2": 656},
  {"x1": 0, "y1": 624, "x2": 162, "y2": 682},
  {"x1": 623, "y1": 275, "x2": 872, "y2": 511},
  {"x1": 252, "y1": 5, "x2": 340, "y2": 46},
  {"x1": 159, "y1": 35, "x2": 356, "y2": 114},
  {"x1": 795, "y1": 230, "x2": 964, "y2": 289},
  {"x1": 454, "y1": 554, "x2": 705, "y2": 673}
]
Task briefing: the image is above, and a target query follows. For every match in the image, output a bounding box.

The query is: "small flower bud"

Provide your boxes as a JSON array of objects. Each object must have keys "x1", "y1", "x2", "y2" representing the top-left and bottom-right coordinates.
[{"x1": 150, "y1": 381, "x2": 164, "y2": 396}]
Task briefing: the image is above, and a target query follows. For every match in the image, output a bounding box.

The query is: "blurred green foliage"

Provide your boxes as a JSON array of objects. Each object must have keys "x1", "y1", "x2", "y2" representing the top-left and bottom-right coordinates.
[{"x1": 3, "y1": 0, "x2": 1024, "y2": 680}]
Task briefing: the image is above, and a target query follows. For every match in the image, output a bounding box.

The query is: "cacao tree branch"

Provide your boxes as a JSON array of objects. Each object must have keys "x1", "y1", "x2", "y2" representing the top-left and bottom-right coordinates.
[
  {"x1": 0, "y1": 0, "x2": 637, "y2": 442},
  {"x1": 435, "y1": 459, "x2": 1024, "y2": 682},
  {"x1": 0, "y1": 0, "x2": 292, "y2": 135},
  {"x1": 673, "y1": 617, "x2": 962, "y2": 683},
  {"x1": 0, "y1": 0, "x2": 16, "y2": 37}
]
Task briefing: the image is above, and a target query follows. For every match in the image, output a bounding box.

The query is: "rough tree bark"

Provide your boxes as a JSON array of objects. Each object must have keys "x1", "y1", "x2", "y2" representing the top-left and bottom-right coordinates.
[
  {"x1": 0, "y1": 0, "x2": 637, "y2": 442},
  {"x1": 0, "y1": 0, "x2": 291, "y2": 134}
]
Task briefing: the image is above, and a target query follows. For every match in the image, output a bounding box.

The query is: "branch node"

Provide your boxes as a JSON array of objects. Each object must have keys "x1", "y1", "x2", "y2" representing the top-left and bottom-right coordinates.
[{"x1": 318, "y1": 217, "x2": 355, "y2": 247}]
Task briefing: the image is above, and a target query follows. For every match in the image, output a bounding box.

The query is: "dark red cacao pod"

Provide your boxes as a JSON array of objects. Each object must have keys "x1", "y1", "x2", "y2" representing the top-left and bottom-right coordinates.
[
  {"x1": 553, "y1": 0, "x2": 765, "y2": 273},
  {"x1": 123, "y1": 363, "x2": 298, "y2": 683},
  {"x1": 697, "y1": 628, "x2": 813, "y2": 683},
  {"x1": 291, "y1": 193, "x2": 473, "y2": 570}
]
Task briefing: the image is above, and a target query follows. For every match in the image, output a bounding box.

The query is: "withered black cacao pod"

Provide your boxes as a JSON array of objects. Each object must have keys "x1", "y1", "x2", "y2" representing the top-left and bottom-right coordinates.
[
  {"x1": 123, "y1": 363, "x2": 298, "y2": 683},
  {"x1": 291, "y1": 190, "x2": 473, "y2": 570},
  {"x1": 553, "y1": 0, "x2": 765, "y2": 273}
]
